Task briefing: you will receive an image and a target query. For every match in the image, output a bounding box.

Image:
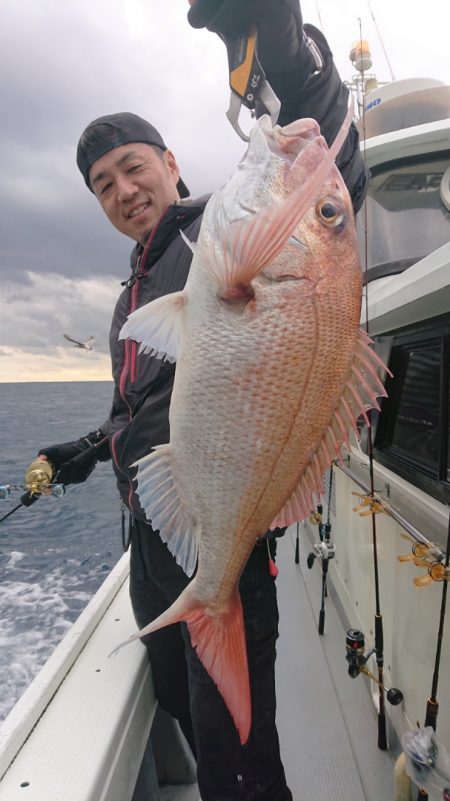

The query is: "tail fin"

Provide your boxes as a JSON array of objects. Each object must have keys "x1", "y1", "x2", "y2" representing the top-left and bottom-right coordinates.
[
  {"x1": 110, "y1": 583, "x2": 251, "y2": 745},
  {"x1": 185, "y1": 591, "x2": 251, "y2": 745}
]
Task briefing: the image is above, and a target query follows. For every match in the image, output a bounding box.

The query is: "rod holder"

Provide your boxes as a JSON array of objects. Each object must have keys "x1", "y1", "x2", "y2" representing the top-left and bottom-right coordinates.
[
  {"x1": 398, "y1": 541, "x2": 449, "y2": 587},
  {"x1": 351, "y1": 491, "x2": 386, "y2": 517}
]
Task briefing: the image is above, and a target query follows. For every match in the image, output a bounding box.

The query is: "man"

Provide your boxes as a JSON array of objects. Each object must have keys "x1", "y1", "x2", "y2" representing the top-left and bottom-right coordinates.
[{"x1": 36, "y1": 2, "x2": 368, "y2": 799}]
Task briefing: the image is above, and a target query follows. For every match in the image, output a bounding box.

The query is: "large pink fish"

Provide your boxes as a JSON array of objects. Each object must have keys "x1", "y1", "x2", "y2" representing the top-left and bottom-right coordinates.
[{"x1": 115, "y1": 108, "x2": 386, "y2": 744}]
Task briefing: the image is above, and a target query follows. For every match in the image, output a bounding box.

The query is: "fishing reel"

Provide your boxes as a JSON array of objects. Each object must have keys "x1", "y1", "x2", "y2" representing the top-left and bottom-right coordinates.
[
  {"x1": 307, "y1": 522, "x2": 336, "y2": 568},
  {"x1": 345, "y1": 629, "x2": 403, "y2": 706},
  {"x1": 403, "y1": 727, "x2": 450, "y2": 800},
  {"x1": 0, "y1": 459, "x2": 65, "y2": 524},
  {"x1": 25, "y1": 458, "x2": 60, "y2": 494}
]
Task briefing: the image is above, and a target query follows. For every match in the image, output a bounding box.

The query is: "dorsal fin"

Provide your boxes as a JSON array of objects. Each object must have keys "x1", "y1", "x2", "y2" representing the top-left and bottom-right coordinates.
[{"x1": 270, "y1": 329, "x2": 389, "y2": 528}]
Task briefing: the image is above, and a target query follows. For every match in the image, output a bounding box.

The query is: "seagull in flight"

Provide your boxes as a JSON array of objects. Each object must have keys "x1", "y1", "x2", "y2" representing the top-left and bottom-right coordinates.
[{"x1": 63, "y1": 334, "x2": 95, "y2": 351}]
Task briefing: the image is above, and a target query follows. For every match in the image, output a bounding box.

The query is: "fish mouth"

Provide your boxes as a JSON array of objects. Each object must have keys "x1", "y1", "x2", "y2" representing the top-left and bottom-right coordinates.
[
  {"x1": 274, "y1": 274, "x2": 306, "y2": 282},
  {"x1": 260, "y1": 269, "x2": 311, "y2": 284}
]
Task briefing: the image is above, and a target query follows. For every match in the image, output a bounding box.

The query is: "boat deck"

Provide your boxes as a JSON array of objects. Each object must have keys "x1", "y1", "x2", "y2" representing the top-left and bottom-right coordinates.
[{"x1": 160, "y1": 525, "x2": 396, "y2": 801}]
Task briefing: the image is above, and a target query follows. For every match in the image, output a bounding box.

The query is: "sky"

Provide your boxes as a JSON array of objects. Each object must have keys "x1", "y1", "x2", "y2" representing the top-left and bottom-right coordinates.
[{"x1": 1, "y1": 0, "x2": 449, "y2": 382}]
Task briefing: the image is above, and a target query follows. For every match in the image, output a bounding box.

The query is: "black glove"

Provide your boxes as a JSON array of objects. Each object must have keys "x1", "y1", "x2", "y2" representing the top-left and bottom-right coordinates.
[
  {"x1": 38, "y1": 430, "x2": 110, "y2": 486},
  {"x1": 187, "y1": 0, "x2": 304, "y2": 75}
]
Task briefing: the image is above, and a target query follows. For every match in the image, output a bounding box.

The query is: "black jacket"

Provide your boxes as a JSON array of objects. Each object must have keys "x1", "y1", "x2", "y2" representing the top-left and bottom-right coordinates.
[{"x1": 101, "y1": 198, "x2": 207, "y2": 519}]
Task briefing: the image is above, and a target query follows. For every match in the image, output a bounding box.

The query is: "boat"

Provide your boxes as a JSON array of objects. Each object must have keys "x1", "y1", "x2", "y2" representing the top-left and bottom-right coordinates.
[
  {"x1": 301, "y1": 47, "x2": 450, "y2": 800},
  {"x1": 1, "y1": 44, "x2": 449, "y2": 801}
]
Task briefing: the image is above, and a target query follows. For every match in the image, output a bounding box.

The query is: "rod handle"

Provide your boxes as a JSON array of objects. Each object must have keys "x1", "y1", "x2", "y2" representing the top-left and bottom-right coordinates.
[
  {"x1": 318, "y1": 609, "x2": 325, "y2": 635},
  {"x1": 295, "y1": 523, "x2": 300, "y2": 564},
  {"x1": 378, "y1": 711, "x2": 387, "y2": 750},
  {"x1": 21, "y1": 491, "x2": 40, "y2": 507},
  {"x1": 423, "y1": 697, "x2": 439, "y2": 729}
]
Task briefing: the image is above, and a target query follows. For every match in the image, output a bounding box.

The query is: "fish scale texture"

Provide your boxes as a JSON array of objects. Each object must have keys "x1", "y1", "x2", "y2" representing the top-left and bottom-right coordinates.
[{"x1": 170, "y1": 262, "x2": 361, "y2": 598}]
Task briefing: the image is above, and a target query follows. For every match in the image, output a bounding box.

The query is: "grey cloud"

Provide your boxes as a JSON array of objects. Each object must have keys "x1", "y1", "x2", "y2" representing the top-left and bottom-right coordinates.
[
  {"x1": 0, "y1": 0, "x2": 243, "y2": 301},
  {"x1": 0, "y1": 273, "x2": 120, "y2": 354},
  {"x1": 2, "y1": 0, "x2": 449, "y2": 363}
]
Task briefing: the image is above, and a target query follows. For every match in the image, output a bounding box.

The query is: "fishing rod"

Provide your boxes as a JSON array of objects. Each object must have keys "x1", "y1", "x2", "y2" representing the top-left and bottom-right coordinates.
[
  {"x1": 365, "y1": 0, "x2": 396, "y2": 82},
  {"x1": 313, "y1": 0, "x2": 326, "y2": 35},
  {"x1": 294, "y1": 521, "x2": 300, "y2": 564},
  {"x1": 306, "y1": 467, "x2": 336, "y2": 634},
  {"x1": 351, "y1": 17, "x2": 389, "y2": 750},
  {"x1": 363, "y1": 431, "x2": 389, "y2": 750},
  {"x1": 401, "y1": 511, "x2": 450, "y2": 800},
  {"x1": 0, "y1": 458, "x2": 64, "y2": 525},
  {"x1": 0, "y1": 490, "x2": 40, "y2": 523}
]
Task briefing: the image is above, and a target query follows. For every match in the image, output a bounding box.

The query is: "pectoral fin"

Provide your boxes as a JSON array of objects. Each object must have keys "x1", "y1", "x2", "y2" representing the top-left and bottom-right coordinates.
[{"x1": 119, "y1": 291, "x2": 186, "y2": 362}]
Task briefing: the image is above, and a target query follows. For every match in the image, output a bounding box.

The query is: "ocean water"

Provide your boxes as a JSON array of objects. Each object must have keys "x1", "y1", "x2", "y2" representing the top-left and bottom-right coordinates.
[{"x1": 0, "y1": 382, "x2": 123, "y2": 721}]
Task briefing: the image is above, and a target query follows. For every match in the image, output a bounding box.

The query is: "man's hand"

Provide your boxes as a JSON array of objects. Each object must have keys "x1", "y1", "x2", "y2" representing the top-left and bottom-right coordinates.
[
  {"x1": 38, "y1": 431, "x2": 110, "y2": 486},
  {"x1": 187, "y1": 0, "x2": 304, "y2": 75}
]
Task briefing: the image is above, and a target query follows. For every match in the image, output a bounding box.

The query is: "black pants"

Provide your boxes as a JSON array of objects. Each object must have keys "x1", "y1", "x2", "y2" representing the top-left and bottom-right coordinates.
[{"x1": 129, "y1": 519, "x2": 292, "y2": 801}]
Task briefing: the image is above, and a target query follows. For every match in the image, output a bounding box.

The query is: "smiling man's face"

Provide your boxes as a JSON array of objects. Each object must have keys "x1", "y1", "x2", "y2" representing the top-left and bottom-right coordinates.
[{"x1": 89, "y1": 143, "x2": 181, "y2": 244}]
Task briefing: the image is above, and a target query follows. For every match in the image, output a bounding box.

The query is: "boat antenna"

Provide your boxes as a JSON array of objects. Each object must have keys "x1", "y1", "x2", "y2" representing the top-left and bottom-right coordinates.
[
  {"x1": 365, "y1": 0, "x2": 396, "y2": 82},
  {"x1": 313, "y1": 0, "x2": 326, "y2": 34}
]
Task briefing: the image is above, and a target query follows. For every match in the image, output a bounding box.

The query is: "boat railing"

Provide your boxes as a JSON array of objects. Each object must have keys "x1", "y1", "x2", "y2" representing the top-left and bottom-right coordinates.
[{"x1": 0, "y1": 552, "x2": 158, "y2": 801}]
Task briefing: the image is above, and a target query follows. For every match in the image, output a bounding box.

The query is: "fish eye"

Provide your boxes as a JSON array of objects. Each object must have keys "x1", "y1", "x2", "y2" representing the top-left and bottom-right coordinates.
[{"x1": 315, "y1": 197, "x2": 345, "y2": 228}]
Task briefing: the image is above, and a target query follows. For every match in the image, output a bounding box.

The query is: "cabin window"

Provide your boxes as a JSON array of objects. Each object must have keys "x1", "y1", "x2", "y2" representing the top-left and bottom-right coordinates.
[
  {"x1": 357, "y1": 154, "x2": 450, "y2": 281},
  {"x1": 371, "y1": 316, "x2": 450, "y2": 504},
  {"x1": 389, "y1": 345, "x2": 440, "y2": 471},
  {"x1": 447, "y1": 369, "x2": 450, "y2": 483}
]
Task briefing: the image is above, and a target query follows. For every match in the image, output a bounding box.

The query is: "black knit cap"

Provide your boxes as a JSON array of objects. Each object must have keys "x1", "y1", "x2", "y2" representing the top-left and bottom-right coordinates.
[{"x1": 76, "y1": 112, "x2": 190, "y2": 198}]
